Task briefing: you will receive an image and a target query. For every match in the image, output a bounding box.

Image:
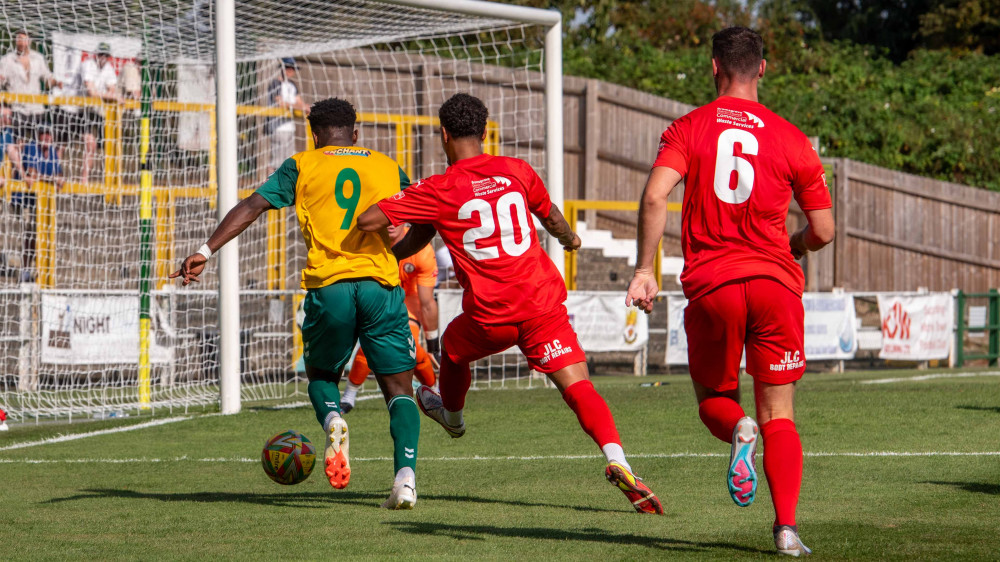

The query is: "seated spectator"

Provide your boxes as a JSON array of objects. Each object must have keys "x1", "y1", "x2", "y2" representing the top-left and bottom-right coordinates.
[
  {"x1": 21, "y1": 125, "x2": 64, "y2": 187},
  {"x1": 14, "y1": 126, "x2": 63, "y2": 282},
  {"x1": 0, "y1": 105, "x2": 25, "y2": 185}
]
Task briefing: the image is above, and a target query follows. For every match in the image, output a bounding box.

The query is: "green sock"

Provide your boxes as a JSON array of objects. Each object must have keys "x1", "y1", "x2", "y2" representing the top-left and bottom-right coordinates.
[
  {"x1": 308, "y1": 379, "x2": 342, "y2": 428},
  {"x1": 387, "y1": 394, "x2": 420, "y2": 474}
]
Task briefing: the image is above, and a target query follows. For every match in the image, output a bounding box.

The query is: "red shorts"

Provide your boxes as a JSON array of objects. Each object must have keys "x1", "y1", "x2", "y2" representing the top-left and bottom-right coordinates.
[
  {"x1": 442, "y1": 304, "x2": 586, "y2": 374},
  {"x1": 684, "y1": 277, "x2": 805, "y2": 392}
]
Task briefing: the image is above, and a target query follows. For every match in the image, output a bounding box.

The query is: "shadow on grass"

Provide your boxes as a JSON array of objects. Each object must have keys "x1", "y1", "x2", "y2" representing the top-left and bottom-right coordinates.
[
  {"x1": 44, "y1": 489, "x2": 630, "y2": 514},
  {"x1": 420, "y1": 492, "x2": 622, "y2": 514},
  {"x1": 44, "y1": 489, "x2": 384, "y2": 509},
  {"x1": 385, "y1": 521, "x2": 770, "y2": 554},
  {"x1": 921, "y1": 481, "x2": 1000, "y2": 496},
  {"x1": 956, "y1": 405, "x2": 1000, "y2": 414}
]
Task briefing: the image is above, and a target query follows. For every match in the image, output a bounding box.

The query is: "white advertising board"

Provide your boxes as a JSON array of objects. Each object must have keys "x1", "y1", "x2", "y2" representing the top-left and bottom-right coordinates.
[
  {"x1": 667, "y1": 292, "x2": 858, "y2": 365},
  {"x1": 41, "y1": 294, "x2": 171, "y2": 365},
  {"x1": 437, "y1": 290, "x2": 647, "y2": 353},
  {"x1": 877, "y1": 293, "x2": 954, "y2": 360},
  {"x1": 803, "y1": 292, "x2": 858, "y2": 360}
]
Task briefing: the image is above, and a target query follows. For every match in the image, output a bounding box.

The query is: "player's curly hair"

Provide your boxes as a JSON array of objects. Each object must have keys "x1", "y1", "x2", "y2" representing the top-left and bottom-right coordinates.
[
  {"x1": 438, "y1": 93, "x2": 488, "y2": 139},
  {"x1": 308, "y1": 97, "x2": 356, "y2": 133},
  {"x1": 712, "y1": 27, "x2": 764, "y2": 80}
]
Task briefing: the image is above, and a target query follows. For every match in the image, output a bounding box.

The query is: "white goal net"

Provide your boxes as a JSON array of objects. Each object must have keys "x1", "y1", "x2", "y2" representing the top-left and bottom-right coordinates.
[{"x1": 0, "y1": 0, "x2": 558, "y2": 422}]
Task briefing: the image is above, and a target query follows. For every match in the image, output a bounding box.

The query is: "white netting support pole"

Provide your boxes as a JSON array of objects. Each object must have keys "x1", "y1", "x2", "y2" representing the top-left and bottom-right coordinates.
[
  {"x1": 544, "y1": 19, "x2": 565, "y2": 276},
  {"x1": 216, "y1": 0, "x2": 241, "y2": 415}
]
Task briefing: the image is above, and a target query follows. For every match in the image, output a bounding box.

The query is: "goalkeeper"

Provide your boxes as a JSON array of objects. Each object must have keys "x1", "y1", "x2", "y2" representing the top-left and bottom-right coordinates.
[{"x1": 170, "y1": 98, "x2": 420, "y2": 510}]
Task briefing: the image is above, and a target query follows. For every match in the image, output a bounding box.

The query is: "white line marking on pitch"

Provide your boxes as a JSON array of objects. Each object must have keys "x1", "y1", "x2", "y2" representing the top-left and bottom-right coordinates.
[
  {"x1": 264, "y1": 394, "x2": 382, "y2": 410},
  {"x1": 2, "y1": 451, "x2": 998, "y2": 464},
  {"x1": 860, "y1": 371, "x2": 1000, "y2": 384},
  {"x1": 0, "y1": 416, "x2": 192, "y2": 452},
  {"x1": 0, "y1": 395, "x2": 384, "y2": 451}
]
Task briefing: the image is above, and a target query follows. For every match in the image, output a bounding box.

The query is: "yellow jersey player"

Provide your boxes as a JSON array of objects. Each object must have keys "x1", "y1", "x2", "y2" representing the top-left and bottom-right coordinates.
[{"x1": 170, "y1": 98, "x2": 420, "y2": 509}]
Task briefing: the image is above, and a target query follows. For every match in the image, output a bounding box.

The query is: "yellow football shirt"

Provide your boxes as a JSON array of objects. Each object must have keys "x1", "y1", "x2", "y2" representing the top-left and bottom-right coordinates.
[{"x1": 255, "y1": 145, "x2": 410, "y2": 289}]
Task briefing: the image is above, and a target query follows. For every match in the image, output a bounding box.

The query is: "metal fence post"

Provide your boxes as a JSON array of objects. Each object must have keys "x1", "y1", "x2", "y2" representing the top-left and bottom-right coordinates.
[
  {"x1": 955, "y1": 290, "x2": 965, "y2": 368},
  {"x1": 989, "y1": 288, "x2": 999, "y2": 367}
]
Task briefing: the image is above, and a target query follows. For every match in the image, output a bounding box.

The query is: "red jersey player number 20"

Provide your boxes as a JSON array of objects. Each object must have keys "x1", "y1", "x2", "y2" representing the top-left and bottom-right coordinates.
[{"x1": 378, "y1": 153, "x2": 567, "y2": 326}]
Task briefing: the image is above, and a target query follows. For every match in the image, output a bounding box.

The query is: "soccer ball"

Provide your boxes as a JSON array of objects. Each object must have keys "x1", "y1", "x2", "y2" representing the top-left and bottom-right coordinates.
[{"x1": 261, "y1": 430, "x2": 316, "y2": 485}]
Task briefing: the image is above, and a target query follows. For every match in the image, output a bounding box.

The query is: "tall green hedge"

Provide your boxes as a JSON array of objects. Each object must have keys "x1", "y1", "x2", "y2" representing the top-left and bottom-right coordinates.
[{"x1": 563, "y1": 38, "x2": 1000, "y2": 190}]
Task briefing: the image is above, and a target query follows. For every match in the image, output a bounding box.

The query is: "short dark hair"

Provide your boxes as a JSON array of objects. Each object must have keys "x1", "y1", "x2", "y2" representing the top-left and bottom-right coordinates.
[
  {"x1": 712, "y1": 27, "x2": 764, "y2": 80},
  {"x1": 307, "y1": 97, "x2": 356, "y2": 133},
  {"x1": 439, "y1": 93, "x2": 488, "y2": 139}
]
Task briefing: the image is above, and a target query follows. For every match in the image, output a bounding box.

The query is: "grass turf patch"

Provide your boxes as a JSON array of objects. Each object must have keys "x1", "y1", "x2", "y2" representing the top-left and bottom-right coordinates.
[{"x1": 1, "y1": 368, "x2": 998, "y2": 559}]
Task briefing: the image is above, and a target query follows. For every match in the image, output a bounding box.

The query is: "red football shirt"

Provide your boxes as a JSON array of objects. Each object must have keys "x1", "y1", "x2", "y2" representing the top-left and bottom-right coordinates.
[
  {"x1": 653, "y1": 96, "x2": 832, "y2": 301},
  {"x1": 377, "y1": 153, "x2": 567, "y2": 324}
]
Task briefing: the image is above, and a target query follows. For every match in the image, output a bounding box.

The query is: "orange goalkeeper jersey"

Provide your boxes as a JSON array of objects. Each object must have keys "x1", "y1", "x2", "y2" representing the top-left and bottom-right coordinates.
[{"x1": 399, "y1": 243, "x2": 437, "y2": 325}]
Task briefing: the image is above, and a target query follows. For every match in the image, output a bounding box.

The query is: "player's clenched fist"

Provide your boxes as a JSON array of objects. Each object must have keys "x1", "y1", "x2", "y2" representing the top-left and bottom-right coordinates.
[
  {"x1": 560, "y1": 233, "x2": 582, "y2": 252},
  {"x1": 169, "y1": 253, "x2": 208, "y2": 286},
  {"x1": 625, "y1": 270, "x2": 659, "y2": 314}
]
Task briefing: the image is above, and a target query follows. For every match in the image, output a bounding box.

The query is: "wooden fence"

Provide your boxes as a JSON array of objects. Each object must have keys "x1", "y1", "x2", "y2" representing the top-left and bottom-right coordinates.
[{"x1": 557, "y1": 78, "x2": 1000, "y2": 293}]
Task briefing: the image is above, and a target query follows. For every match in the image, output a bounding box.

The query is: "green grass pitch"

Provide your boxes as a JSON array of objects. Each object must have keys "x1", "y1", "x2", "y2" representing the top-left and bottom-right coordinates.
[{"x1": 1, "y1": 368, "x2": 998, "y2": 560}]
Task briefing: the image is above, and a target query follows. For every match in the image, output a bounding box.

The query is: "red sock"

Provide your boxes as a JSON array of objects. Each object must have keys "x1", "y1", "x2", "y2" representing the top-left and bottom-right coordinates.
[
  {"x1": 439, "y1": 353, "x2": 471, "y2": 412},
  {"x1": 698, "y1": 396, "x2": 745, "y2": 443},
  {"x1": 561, "y1": 380, "x2": 622, "y2": 447},
  {"x1": 761, "y1": 418, "x2": 802, "y2": 527}
]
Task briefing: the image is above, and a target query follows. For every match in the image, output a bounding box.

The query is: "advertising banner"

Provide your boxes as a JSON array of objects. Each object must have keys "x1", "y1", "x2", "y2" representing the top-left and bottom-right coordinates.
[
  {"x1": 666, "y1": 294, "x2": 689, "y2": 365},
  {"x1": 41, "y1": 294, "x2": 171, "y2": 365},
  {"x1": 803, "y1": 292, "x2": 858, "y2": 360},
  {"x1": 437, "y1": 290, "x2": 648, "y2": 353},
  {"x1": 877, "y1": 293, "x2": 954, "y2": 360},
  {"x1": 667, "y1": 292, "x2": 858, "y2": 364}
]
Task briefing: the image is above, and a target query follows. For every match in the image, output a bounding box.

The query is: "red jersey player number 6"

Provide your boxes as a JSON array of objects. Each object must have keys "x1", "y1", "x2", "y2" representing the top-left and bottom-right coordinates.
[{"x1": 714, "y1": 128, "x2": 758, "y2": 204}]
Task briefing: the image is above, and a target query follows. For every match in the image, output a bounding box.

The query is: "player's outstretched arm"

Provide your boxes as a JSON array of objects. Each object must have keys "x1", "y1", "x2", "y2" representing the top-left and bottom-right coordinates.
[
  {"x1": 789, "y1": 208, "x2": 835, "y2": 259},
  {"x1": 391, "y1": 223, "x2": 437, "y2": 261},
  {"x1": 357, "y1": 204, "x2": 391, "y2": 232},
  {"x1": 627, "y1": 166, "x2": 682, "y2": 313},
  {"x1": 169, "y1": 193, "x2": 273, "y2": 286},
  {"x1": 539, "y1": 206, "x2": 581, "y2": 252}
]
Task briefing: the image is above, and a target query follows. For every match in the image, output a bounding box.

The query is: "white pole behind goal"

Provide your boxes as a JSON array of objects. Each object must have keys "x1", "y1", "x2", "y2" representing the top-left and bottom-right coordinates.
[
  {"x1": 216, "y1": 0, "x2": 241, "y2": 415},
  {"x1": 544, "y1": 20, "x2": 565, "y2": 275},
  {"x1": 382, "y1": 0, "x2": 565, "y2": 273}
]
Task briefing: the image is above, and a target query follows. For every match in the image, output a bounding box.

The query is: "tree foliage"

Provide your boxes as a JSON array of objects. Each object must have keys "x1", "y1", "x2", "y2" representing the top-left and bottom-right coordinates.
[{"x1": 513, "y1": 0, "x2": 1000, "y2": 190}]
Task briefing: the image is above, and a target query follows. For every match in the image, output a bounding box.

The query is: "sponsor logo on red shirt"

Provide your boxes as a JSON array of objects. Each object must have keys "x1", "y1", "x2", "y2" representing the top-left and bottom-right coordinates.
[
  {"x1": 470, "y1": 175, "x2": 512, "y2": 197},
  {"x1": 715, "y1": 108, "x2": 765, "y2": 129}
]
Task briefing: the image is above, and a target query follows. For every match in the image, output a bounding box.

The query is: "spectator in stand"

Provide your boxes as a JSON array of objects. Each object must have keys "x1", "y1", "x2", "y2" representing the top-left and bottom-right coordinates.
[
  {"x1": 266, "y1": 57, "x2": 309, "y2": 174},
  {"x1": 0, "y1": 30, "x2": 61, "y2": 167},
  {"x1": 0, "y1": 105, "x2": 26, "y2": 185},
  {"x1": 71, "y1": 42, "x2": 119, "y2": 183},
  {"x1": 15, "y1": 125, "x2": 63, "y2": 282}
]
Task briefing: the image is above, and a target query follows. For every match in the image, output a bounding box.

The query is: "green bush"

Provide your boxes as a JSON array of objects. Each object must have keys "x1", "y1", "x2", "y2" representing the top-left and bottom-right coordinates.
[{"x1": 563, "y1": 38, "x2": 1000, "y2": 190}]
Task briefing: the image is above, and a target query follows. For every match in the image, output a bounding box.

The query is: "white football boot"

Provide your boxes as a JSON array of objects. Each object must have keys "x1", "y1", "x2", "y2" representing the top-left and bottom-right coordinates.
[
  {"x1": 382, "y1": 467, "x2": 417, "y2": 510},
  {"x1": 415, "y1": 385, "x2": 465, "y2": 438},
  {"x1": 324, "y1": 415, "x2": 350, "y2": 489},
  {"x1": 774, "y1": 525, "x2": 812, "y2": 557}
]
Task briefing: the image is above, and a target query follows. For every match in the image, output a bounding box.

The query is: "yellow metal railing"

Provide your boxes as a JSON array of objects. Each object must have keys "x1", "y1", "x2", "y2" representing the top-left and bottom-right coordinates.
[
  {"x1": 562, "y1": 199, "x2": 683, "y2": 291},
  {"x1": 0, "y1": 92, "x2": 498, "y2": 289}
]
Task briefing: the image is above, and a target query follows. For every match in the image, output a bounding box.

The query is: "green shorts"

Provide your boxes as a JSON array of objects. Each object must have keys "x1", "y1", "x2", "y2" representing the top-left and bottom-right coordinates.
[{"x1": 301, "y1": 279, "x2": 416, "y2": 376}]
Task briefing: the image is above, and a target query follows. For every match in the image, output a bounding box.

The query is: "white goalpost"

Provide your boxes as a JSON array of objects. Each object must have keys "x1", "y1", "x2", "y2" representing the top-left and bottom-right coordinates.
[{"x1": 0, "y1": 0, "x2": 563, "y2": 421}]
